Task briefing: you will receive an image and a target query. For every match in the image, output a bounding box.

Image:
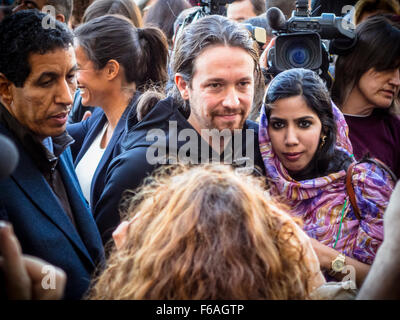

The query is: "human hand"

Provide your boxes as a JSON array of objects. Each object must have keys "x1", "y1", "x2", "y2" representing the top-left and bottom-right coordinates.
[
  {"x1": 259, "y1": 37, "x2": 276, "y2": 69},
  {"x1": 309, "y1": 237, "x2": 337, "y2": 270},
  {"x1": 0, "y1": 221, "x2": 66, "y2": 300}
]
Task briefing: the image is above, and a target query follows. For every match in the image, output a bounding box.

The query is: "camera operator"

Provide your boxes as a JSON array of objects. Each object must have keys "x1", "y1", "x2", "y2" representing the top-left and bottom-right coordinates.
[{"x1": 259, "y1": 0, "x2": 356, "y2": 89}]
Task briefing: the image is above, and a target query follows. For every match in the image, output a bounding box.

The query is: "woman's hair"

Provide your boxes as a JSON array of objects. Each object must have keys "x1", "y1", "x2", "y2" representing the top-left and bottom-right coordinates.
[
  {"x1": 265, "y1": 68, "x2": 352, "y2": 180},
  {"x1": 87, "y1": 164, "x2": 314, "y2": 300},
  {"x1": 331, "y1": 15, "x2": 400, "y2": 112},
  {"x1": 354, "y1": 0, "x2": 400, "y2": 25},
  {"x1": 82, "y1": 0, "x2": 143, "y2": 27},
  {"x1": 137, "y1": 14, "x2": 262, "y2": 117},
  {"x1": 74, "y1": 14, "x2": 168, "y2": 90},
  {"x1": 143, "y1": 0, "x2": 191, "y2": 47}
]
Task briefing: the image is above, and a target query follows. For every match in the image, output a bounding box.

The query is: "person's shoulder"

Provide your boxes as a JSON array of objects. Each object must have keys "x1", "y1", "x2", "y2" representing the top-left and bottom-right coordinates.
[{"x1": 244, "y1": 119, "x2": 259, "y2": 132}]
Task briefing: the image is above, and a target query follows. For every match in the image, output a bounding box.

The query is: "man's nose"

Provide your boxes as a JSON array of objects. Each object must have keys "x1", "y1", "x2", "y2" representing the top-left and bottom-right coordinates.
[
  {"x1": 55, "y1": 79, "x2": 74, "y2": 106},
  {"x1": 222, "y1": 87, "x2": 240, "y2": 108}
]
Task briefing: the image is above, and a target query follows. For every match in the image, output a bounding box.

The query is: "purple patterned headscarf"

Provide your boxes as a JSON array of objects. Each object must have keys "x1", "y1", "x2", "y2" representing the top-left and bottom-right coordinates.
[{"x1": 259, "y1": 102, "x2": 394, "y2": 264}]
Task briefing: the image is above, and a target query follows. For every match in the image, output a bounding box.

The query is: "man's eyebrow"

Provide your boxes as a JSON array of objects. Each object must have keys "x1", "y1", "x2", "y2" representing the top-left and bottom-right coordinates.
[{"x1": 35, "y1": 65, "x2": 77, "y2": 83}]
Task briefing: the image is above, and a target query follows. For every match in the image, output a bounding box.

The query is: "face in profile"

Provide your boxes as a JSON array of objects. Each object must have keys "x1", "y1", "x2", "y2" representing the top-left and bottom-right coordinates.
[
  {"x1": 6, "y1": 46, "x2": 77, "y2": 140},
  {"x1": 268, "y1": 95, "x2": 322, "y2": 175},
  {"x1": 75, "y1": 45, "x2": 109, "y2": 107},
  {"x1": 356, "y1": 67, "x2": 400, "y2": 109},
  {"x1": 177, "y1": 45, "x2": 255, "y2": 133}
]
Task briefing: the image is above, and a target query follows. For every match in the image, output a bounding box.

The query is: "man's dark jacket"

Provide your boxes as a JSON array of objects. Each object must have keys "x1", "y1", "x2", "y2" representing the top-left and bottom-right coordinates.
[
  {"x1": 94, "y1": 96, "x2": 265, "y2": 244},
  {"x1": 0, "y1": 104, "x2": 104, "y2": 300}
]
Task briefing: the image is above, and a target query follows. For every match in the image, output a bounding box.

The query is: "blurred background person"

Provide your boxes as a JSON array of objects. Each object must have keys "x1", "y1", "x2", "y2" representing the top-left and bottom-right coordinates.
[
  {"x1": 12, "y1": 0, "x2": 74, "y2": 26},
  {"x1": 87, "y1": 164, "x2": 325, "y2": 299},
  {"x1": 143, "y1": 0, "x2": 191, "y2": 48},
  {"x1": 227, "y1": 0, "x2": 264, "y2": 22},
  {"x1": 82, "y1": 0, "x2": 143, "y2": 26},
  {"x1": 354, "y1": 0, "x2": 400, "y2": 25},
  {"x1": 331, "y1": 15, "x2": 400, "y2": 179}
]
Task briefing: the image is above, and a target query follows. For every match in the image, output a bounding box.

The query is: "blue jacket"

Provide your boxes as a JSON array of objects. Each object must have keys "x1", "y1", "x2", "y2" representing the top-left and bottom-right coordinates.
[
  {"x1": 67, "y1": 92, "x2": 140, "y2": 212},
  {"x1": 0, "y1": 124, "x2": 105, "y2": 300}
]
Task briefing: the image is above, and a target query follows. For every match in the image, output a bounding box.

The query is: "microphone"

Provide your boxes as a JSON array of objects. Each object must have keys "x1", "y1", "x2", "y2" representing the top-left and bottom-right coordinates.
[
  {"x1": 266, "y1": 7, "x2": 287, "y2": 32},
  {"x1": 0, "y1": 134, "x2": 19, "y2": 180}
]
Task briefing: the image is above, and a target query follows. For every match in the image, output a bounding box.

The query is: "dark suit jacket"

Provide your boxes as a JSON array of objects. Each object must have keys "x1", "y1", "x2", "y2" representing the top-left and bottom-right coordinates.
[
  {"x1": 67, "y1": 92, "x2": 140, "y2": 213},
  {"x1": 0, "y1": 125, "x2": 105, "y2": 300}
]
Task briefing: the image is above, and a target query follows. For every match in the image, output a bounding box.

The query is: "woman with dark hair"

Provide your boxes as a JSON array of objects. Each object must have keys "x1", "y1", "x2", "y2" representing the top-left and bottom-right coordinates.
[
  {"x1": 143, "y1": 0, "x2": 191, "y2": 47},
  {"x1": 87, "y1": 164, "x2": 325, "y2": 299},
  {"x1": 259, "y1": 68, "x2": 395, "y2": 287},
  {"x1": 331, "y1": 15, "x2": 400, "y2": 178},
  {"x1": 82, "y1": 0, "x2": 143, "y2": 27},
  {"x1": 67, "y1": 15, "x2": 168, "y2": 216},
  {"x1": 68, "y1": 0, "x2": 146, "y2": 124}
]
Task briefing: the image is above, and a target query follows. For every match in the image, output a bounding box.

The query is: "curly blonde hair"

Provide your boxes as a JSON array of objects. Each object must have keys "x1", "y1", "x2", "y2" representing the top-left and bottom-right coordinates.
[{"x1": 87, "y1": 164, "x2": 315, "y2": 300}]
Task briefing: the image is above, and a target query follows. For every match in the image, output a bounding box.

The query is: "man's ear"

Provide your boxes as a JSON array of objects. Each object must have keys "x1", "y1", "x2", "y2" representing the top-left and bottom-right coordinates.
[
  {"x1": 175, "y1": 73, "x2": 189, "y2": 100},
  {"x1": 0, "y1": 73, "x2": 13, "y2": 107},
  {"x1": 55, "y1": 14, "x2": 66, "y2": 24},
  {"x1": 105, "y1": 59, "x2": 120, "y2": 81}
]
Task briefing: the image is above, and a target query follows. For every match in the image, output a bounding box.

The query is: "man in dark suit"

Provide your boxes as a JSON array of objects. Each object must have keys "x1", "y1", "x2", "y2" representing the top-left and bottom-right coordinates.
[{"x1": 0, "y1": 10, "x2": 104, "y2": 299}]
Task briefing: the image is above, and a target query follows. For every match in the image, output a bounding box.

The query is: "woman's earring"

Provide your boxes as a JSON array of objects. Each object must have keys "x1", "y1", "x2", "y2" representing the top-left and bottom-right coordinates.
[{"x1": 320, "y1": 135, "x2": 327, "y2": 149}]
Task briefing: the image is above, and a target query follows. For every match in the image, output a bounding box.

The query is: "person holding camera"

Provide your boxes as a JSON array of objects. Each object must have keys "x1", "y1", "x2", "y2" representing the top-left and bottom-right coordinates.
[
  {"x1": 331, "y1": 14, "x2": 400, "y2": 179},
  {"x1": 259, "y1": 68, "x2": 395, "y2": 288}
]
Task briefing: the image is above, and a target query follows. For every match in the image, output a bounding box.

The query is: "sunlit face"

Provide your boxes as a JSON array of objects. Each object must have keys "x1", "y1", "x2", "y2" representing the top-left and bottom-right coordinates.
[
  {"x1": 75, "y1": 45, "x2": 109, "y2": 107},
  {"x1": 356, "y1": 67, "x2": 400, "y2": 109},
  {"x1": 179, "y1": 45, "x2": 255, "y2": 133},
  {"x1": 268, "y1": 95, "x2": 322, "y2": 174},
  {"x1": 5, "y1": 46, "x2": 77, "y2": 140},
  {"x1": 227, "y1": 0, "x2": 257, "y2": 22}
]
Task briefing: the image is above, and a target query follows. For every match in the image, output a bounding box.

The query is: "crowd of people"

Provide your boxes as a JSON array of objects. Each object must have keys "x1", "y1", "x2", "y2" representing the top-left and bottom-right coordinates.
[{"x1": 0, "y1": 0, "x2": 399, "y2": 300}]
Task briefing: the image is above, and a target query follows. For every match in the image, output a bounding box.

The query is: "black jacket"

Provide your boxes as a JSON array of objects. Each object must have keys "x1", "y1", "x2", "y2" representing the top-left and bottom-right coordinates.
[{"x1": 94, "y1": 96, "x2": 265, "y2": 244}]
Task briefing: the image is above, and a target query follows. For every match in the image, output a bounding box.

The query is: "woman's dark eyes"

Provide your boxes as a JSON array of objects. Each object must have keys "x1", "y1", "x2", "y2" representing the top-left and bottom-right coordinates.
[
  {"x1": 298, "y1": 120, "x2": 312, "y2": 128},
  {"x1": 271, "y1": 121, "x2": 284, "y2": 129},
  {"x1": 271, "y1": 120, "x2": 312, "y2": 129}
]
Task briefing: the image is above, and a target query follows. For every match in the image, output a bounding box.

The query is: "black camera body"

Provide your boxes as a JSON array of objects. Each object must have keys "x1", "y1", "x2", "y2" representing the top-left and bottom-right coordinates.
[
  {"x1": 266, "y1": 0, "x2": 356, "y2": 86},
  {"x1": 197, "y1": 0, "x2": 235, "y2": 15}
]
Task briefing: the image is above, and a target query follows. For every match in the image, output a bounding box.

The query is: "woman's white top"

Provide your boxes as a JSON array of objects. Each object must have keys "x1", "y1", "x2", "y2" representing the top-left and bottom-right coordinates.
[{"x1": 75, "y1": 123, "x2": 108, "y2": 204}]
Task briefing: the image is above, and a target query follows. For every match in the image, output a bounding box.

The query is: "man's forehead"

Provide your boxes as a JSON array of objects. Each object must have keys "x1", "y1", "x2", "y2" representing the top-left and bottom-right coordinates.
[
  {"x1": 192, "y1": 45, "x2": 255, "y2": 75},
  {"x1": 27, "y1": 46, "x2": 76, "y2": 76}
]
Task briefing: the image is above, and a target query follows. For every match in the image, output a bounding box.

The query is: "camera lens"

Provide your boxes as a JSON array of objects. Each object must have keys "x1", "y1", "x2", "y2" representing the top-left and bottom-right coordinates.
[
  {"x1": 287, "y1": 43, "x2": 310, "y2": 67},
  {"x1": 274, "y1": 33, "x2": 322, "y2": 72}
]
